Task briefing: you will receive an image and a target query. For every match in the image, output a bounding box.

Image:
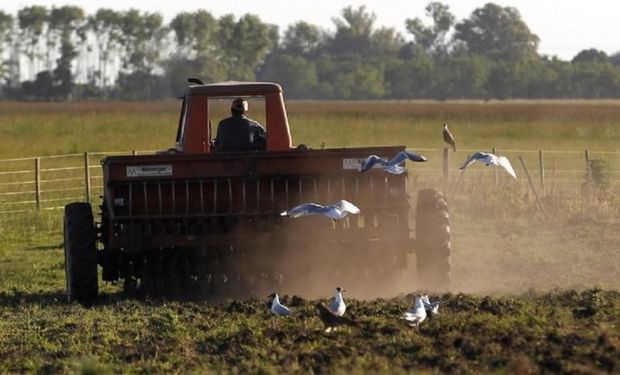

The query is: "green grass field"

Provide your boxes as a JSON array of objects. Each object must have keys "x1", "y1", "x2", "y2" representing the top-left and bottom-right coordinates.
[
  {"x1": 1, "y1": 100, "x2": 620, "y2": 158},
  {"x1": 0, "y1": 100, "x2": 619, "y2": 373}
]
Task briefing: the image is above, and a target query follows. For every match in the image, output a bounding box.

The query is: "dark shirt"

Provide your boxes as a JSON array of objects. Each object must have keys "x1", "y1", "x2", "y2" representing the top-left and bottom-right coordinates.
[{"x1": 214, "y1": 114, "x2": 266, "y2": 152}]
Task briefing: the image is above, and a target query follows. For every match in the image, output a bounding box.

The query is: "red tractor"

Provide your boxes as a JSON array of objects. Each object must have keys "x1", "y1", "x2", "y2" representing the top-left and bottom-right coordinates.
[{"x1": 63, "y1": 81, "x2": 451, "y2": 304}]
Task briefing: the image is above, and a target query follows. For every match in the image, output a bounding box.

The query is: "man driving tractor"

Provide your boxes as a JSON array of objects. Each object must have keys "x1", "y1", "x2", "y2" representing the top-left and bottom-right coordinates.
[{"x1": 213, "y1": 98, "x2": 266, "y2": 152}]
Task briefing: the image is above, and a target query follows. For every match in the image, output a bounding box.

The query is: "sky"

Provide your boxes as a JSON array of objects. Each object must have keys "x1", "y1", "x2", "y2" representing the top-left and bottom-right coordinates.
[{"x1": 4, "y1": 0, "x2": 620, "y2": 60}]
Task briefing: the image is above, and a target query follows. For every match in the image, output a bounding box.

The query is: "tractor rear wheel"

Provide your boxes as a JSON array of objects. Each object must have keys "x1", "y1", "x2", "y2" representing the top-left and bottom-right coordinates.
[
  {"x1": 415, "y1": 189, "x2": 452, "y2": 290},
  {"x1": 64, "y1": 202, "x2": 98, "y2": 305}
]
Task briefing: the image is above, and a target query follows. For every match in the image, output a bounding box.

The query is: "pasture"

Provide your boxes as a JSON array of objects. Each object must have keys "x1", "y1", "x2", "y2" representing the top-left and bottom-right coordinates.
[{"x1": 0, "y1": 100, "x2": 619, "y2": 373}]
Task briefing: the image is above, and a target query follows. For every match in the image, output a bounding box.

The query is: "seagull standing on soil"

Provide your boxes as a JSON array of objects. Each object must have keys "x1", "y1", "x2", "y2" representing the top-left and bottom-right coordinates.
[
  {"x1": 316, "y1": 302, "x2": 357, "y2": 333},
  {"x1": 421, "y1": 294, "x2": 440, "y2": 315},
  {"x1": 269, "y1": 293, "x2": 293, "y2": 316},
  {"x1": 359, "y1": 150, "x2": 427, "y2": 175},
  {"x1": 459, "y1": 151, "x2": 517, "y2": 179},
  {"x1": 403, "y1": 294, "x2": 427, "y2": 329},
  {"x1": 329, "y1": 287, "x2": 347, "y2": 317},
  {"x1": 280, "y1": 200, "x2": 360, "y2": 220},
  {"x1": 443, "y1": 123, "x2": 456, "y2": 152}
]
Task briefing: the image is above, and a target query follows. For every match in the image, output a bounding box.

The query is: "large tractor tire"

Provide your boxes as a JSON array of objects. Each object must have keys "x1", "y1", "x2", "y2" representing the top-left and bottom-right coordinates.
[
  {"x1": 415, "y1": 188, "x2": 452, "y2": 290},
  {"x1": 64, "y1": 202, "x2": 98, "y2": 305}
]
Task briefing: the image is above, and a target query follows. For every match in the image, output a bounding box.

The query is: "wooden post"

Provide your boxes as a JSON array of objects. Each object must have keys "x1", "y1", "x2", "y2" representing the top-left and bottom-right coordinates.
[
  {"x1": 585, "y1": 149, "x2": 592, "y2": 184},
  {"x1": 35, "y1": 157, "x2": 41, "y2": 210},
  {"x1": 84, "y1": 152, "x2": 91, "y2": 203},
  {"x1": 492, "y1": 147, "x2": 498, "y2": 186},
  {"x1": 538, "y1": 150, "x2": 545, "y2": 190},
  {"x1": 551, "y1": 157, "x2": 556, "y2": 193},
  {"x1": 442, "y1": 147, "x2": 449, "y2": 186},
  {"x1": 518, "y1": 156, "x2": 548, "y2": 219}
]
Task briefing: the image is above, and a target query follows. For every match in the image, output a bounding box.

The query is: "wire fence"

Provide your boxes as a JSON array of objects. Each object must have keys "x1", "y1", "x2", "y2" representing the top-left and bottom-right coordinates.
[{"x1": 0, "y1": 148, "x2": 618, "y2": 214}]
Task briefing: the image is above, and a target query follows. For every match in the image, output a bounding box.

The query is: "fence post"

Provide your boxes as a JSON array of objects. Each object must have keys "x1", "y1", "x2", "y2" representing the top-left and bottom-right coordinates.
[
  {"x1": 551, "y1": 157, "x2": 556, "y2": 193},
  {"x1": 442, "y1": 147, "x2": 449, "y2": 186},
  {"x1": 518, "y1": 156, "x2": 548, "y2": 219},
  {"x1": 584, "y1": 149, "x2": 592, "y2": 184},
  {"x1": 492, "y1": 147, "x2": 498, "y2": 186},
  {"x1": 35, "y1": 157, "x2": 41, "y2": 210},
  {"x1": 84, "y1": 152, "x2": 91, "y2": 203},
  {"x1": 538, "y1": 150, "x2": 545, "y2": 190}
]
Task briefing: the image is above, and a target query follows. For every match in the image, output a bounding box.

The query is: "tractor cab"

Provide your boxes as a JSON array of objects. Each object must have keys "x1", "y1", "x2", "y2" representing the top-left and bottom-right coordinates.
[{"x1": 176, "y1": 81, "x2": 293, "y2": 154}]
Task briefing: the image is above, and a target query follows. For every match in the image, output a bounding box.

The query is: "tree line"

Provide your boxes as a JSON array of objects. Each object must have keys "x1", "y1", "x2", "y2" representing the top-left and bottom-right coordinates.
[{"x1": 1, "y1": 2, "x2": 619, "y2": 101}]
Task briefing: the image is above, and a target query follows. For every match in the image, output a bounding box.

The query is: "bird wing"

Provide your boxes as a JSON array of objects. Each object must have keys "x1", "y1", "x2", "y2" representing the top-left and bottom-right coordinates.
[
  {"x1": 329, "y1": 299, "x2": 340, "y2": 314},
  {"x1": 273, "y1": 303, "x2": 293, "y2": 316},
  {"x1": 384, "y1": 164, "x2": 406, "y2": 175},
  {"x1": 324, "y1": 200, "x2": 360, "y2": 220},
  {"x1": 337, "y1": 200, "x2": 360, "y2": 215},
  {"x1": 496, "y1": 156, "x2": 517, "y2": 179},
  {"x1": 388, "y1": 150, "x2": 428, "y2": 165},
  {"x1": 359, "y1": 155, "x2": 386, "y2": 172},
  {"x1": 459, "y1": 151, "x2": 489, "y2": 170},
  {"x1": 403, "y1": 310, "x2": 425, "y2": 324},
  {"x1": 281, "y1": 203, "x2": 327, "y2": 218},
  {"x1": 317, "y1": 303, "x2": 356, "y2": 326},
  {"x1": 325, "y1": 206, "x2": 349, "y2": 220}
]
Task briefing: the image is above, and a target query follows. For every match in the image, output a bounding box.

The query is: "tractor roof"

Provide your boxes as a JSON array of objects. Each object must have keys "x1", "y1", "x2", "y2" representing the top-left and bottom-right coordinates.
[{"x1": 187, "y1": 81, "x2": 282, "y2": 97}]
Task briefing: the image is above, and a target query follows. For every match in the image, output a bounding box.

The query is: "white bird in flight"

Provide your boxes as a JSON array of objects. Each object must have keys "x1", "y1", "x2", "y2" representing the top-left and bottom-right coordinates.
[
  {"x1": 359, "y1": 150, "x2": 427, "y2": 175},
  {"x1": 402, "y1": 294, "x2": 427, "y2": 328},
  {"x1": 269, "y1": 293, "x2": 293, "y2": 316},
  {"x1": 329, "y1": 287, "x2": 347, "y2": 317},
  {"x1": 459, "y1": 151, "x2": 517, "y2": 179},
  {"x1": 280, "y1": 200, "x2": 360, "y2": 220}
]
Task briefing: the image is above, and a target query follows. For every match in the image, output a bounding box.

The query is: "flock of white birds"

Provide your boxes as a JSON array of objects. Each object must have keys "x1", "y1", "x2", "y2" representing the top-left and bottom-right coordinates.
[
  {"x1": 273, "y1": 124, "x2": 511, "y2": 331},
  {"x1": 280, "y1": 123, "x2": 517, "y2": 221},
  {"x1": 269, "y1": 287, "x2": 440, "y2": 332}
]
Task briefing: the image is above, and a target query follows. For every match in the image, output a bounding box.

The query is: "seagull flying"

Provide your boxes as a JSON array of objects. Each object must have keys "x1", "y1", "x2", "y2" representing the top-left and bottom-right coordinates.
[
  {"x1": 280, "y1": 200, "x2": 360, "y2": 220},
  {"x1": 459, "y1": 151, "x2": 517, "y2": 179},
  {"x1": 402, "y1": 294, "x2": 427, "y2": 328},
  {"x1": 359, "y1": 150, "x2": 427, "y2": 175},
  {"x1": 329, "y1": 287, "x2": 346, "y2": 317},
  {"x1": 269, "y1": 293, "x2": 293, "y2": 316},
  {"x1": 316, "y1": 302, "x2": 357, "y2": 333},
  {"x1": 443, "y1": 123, "x2": 456, "y2": 152}
]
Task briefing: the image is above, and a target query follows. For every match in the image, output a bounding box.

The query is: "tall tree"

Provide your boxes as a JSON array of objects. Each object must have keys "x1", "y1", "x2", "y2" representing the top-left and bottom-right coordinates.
[
  {"x1": 168, "y1": 10, "x2": 221, "y2": 91},
  {"x1": 282, "y1": 21, "x2": 325, "y2": 57},
  {"x1": 329, "y1": 6, "x2": 376, "y2": 56},
  {"x1": 115, "y1": 10, "x2": 166, "y2": 99},
  {"x1": 48, "y1": 6, "x2": 85, "y2": 98},
  {"x1": 170, "y1": 10, "x2": 218, "y2": 57},
  {"x1": 572, "y1": 49, "x2": 609, "y2": 64},
  {"x1": 87, "y1": 8, "x2": 121, "y2": 87},
  {"x1": 406, "y1": 2, "x2": 455, "y2": 55},
  {"x1": 0, "y1": 11, "x2": 13, "y2": 85},
  {"x1": 18, "y1": 6, "x2": 48, "y2": 79},
  {"x1": 116, "y1": 10, "x2": 164, "y2": 74},
  {"x1": 217, "y1": 14, "x2": 277, "y2": 80},
  {"x1": 371, "y1": 27, "x2": 403, "y2": 57},
  {"x1": 454, "y1": 3, "x2": 539, "y2": 61}
]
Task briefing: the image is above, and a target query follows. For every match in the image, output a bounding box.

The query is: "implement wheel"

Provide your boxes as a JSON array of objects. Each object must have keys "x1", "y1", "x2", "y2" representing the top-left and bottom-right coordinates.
[
  {"x1": 415, "y1": 189, "x2": 451, "y2": 290},
  {"x1": 64, "y1": 202, "x2": 98, "y2": 305}
]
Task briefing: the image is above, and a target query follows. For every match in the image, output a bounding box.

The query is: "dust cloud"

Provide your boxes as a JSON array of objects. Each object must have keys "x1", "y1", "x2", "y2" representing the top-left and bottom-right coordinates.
[{"x1": 242, "y1": 193, "x2": 620, "y2": 300}]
